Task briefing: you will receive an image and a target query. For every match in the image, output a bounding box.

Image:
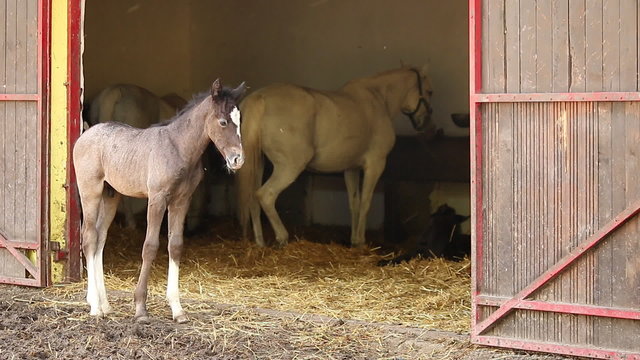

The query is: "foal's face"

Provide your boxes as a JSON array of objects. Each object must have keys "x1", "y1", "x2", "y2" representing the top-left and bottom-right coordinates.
[{"x1": 206, "y1": 80, "x2": 247, "y2": 171}]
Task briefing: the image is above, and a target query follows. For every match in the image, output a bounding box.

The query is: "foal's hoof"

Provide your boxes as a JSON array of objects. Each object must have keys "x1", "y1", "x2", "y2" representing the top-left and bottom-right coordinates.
[
  {"x1": 174, "y1": 314, "x2": 189, "y2": 324},
  {"x1": 135, "y1": 315, "x2": 151, "y2": 324},
  {"x1": 100, "y1": 303, "x2": 112, "y2": 315}
]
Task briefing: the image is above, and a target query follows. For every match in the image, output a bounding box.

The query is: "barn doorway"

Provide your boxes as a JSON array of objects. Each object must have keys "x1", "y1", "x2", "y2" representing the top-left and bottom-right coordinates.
[{"x1": 80, "y1": 0, "x2": 471, "y2": 336}]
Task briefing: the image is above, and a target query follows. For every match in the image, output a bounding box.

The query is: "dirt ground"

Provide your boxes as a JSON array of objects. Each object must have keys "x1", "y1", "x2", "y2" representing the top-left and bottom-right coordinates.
[
  {"x1": 0, "y1": 286, "x2": 575, "y2": 360},
  {"x1": 0, "y1": 219, "x2": 579, "y2": 359}
]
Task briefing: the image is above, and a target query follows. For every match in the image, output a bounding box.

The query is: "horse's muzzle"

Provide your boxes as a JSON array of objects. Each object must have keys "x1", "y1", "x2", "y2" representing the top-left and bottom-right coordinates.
[{"x1": 226, "y1": 153, "x2": 244, "y2": 171}]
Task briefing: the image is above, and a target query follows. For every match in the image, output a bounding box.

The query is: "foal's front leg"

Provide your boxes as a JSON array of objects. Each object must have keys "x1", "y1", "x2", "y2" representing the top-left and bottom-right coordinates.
[
  {"x1": 134, "y1": 193, "x2": 166, "y2": 323},
  {"x1": 166, "y1": 198, "x2": 190, "y2": 323}
]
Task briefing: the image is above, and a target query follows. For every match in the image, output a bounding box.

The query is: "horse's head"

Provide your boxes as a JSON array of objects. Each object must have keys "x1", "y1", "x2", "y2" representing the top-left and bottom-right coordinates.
[
  {"x1": 401, "y1": 65, "x2": 434, "y2": 133},
  {"x1": 205, "y1": 79, "x2": 247, "y2": 172}
]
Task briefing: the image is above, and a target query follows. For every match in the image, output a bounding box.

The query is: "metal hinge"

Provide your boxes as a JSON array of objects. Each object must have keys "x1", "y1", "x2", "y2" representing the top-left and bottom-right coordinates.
[{"x1": 49, "y1": 241, "x2": 68, "y2": 261}]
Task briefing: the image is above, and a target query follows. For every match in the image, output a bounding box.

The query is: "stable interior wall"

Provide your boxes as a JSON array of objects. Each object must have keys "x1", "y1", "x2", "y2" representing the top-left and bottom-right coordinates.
[{"x1": 82, "y1": 0, "x2": 470, "y2": 231}]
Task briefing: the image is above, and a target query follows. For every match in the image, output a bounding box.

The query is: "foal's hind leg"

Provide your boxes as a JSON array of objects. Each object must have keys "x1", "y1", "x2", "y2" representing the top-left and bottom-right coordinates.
[
  {"x1": 78, "y1": 182, "x2": 104, "y2": 316},
  {"x1": 134, "y1": 192, "x2": 167, "y2": 322},
  {"x1": 166, "y1": 197, "x2": 191, "y2": 323},
  {"x1": 94, "y1": 190, "x2": 121, "y2": 315}
]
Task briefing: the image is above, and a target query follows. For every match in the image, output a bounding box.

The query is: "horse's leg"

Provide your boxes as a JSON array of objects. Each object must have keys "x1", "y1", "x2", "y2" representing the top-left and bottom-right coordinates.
[
  {"x1": 250, "y1": 157, "x2": 265, "y2": 246},
  {"x1": 78, "y1": 182, "x2": 104, "y2": 316},
  {"x1": 166, "y1": 197, "x2": 190, "y2": 323},
  {"x1": 133, "y1": 192, "x2": 167, "y2": 322},
  {"x1": 344, "y1": 169, "x2": 361, "y2": 246},
  {"x1": 352, "y1": 161, "x2": 386, "y2": 247},
  {"x1": 94, "y1": 190, "x2": 121, "y2": 315},
  {"x1": 256, "y1": 161, "x2": 306, "y2": 247}
]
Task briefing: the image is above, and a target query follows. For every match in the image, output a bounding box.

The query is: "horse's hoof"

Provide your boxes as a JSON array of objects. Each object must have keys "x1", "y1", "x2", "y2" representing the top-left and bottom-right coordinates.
[
  {"x1": 274, "y1": 240, "x2": 288, "y2": 249},
  {"x1": 174, "y1": 314, "x2": 189, "y2": 324},
  {"x1": 100, "y1": 304, "x2": 112, "y2": 315},
  {"x1": 135, "y1": 315, "x2": 150, "y2": 324}
]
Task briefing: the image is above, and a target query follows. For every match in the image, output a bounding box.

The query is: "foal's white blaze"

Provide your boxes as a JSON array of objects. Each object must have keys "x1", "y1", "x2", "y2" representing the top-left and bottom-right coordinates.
[
  {"x1": 166, "y1": 259, "x2": 184, "y2": 318},
  {"x1": 230, "y1": 106, "x2": 241, "y2": 137}
]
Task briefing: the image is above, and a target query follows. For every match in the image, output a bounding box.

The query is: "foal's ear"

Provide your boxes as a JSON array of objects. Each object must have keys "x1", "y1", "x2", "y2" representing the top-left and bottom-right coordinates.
[
  {"x1": 211, "y1": 78, "x2": 222, "y2": 99},
  {"x1": 231, "y1": 82, "x2": 248, "y2": 101}
]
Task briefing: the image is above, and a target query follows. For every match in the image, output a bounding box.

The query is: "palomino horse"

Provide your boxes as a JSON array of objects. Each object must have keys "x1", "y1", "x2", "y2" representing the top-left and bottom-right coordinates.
[
  {"x1": 236, "y1": 66, "x2": 434, "y2": 248},
  {"x1": 74, "y1": 79, "x2": 246, "y2": 323},
  {"x1": 89, "y1": 84, "x2": 198, "y2": 231}
]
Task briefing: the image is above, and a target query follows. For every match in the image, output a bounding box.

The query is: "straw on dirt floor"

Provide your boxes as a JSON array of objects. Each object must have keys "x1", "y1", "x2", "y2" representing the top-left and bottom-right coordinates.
[{"x1": 49, "y1": 222, "x2": 471, "y2": 333}]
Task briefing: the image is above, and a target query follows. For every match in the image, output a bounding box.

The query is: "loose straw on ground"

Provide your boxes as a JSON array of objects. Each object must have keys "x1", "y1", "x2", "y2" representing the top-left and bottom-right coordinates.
[{"x1": 48, "y1": 221, "x2": 471, "y2": 333}]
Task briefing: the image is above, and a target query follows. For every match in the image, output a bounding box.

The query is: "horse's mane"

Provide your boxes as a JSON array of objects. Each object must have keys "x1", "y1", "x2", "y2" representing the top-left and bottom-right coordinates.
[{"x1": 152, "y1": 86, "x2": 238, "y2": 127}]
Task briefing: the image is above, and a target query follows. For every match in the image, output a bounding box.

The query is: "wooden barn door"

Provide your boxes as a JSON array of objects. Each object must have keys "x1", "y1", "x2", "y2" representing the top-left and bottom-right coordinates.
[
  {"x1": 0, "y1": 0, "x2": 49, "y2": 287},
  {"x1": 470, "y1": 0, "x2": 640, "y2": 358}
]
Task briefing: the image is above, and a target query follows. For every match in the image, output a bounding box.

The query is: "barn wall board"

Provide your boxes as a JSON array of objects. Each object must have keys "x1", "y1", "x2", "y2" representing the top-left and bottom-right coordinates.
[{"x1": 472, "y1": 0, "x2": 640, "y2": 357}]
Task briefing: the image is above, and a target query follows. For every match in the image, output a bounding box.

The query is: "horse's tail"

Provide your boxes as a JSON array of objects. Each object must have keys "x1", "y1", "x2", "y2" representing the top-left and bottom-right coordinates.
[
  {"x1": 236, "y1": 93, "x2": 266, "y2": 239},
  {"x1": 89, "y1": 86, "x2": 123, "y2": 125}
]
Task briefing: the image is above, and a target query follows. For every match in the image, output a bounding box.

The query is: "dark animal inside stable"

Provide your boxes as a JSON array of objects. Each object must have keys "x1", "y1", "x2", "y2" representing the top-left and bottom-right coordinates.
[{"x1": 379, "y1": 204, "x2": 470, "y2": 266}]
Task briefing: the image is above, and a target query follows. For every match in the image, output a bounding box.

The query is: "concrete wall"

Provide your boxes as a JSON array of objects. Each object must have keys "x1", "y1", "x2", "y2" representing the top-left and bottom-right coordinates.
[
  {"x1": 189, "y1": 0, "x2": 469, "y2": 137},
  {"x1": 83, "y1": 0, "x2": 192, "y2": 100},
  {"x1": 85, "y1": 0, "x2": 469, "y2": 136}
]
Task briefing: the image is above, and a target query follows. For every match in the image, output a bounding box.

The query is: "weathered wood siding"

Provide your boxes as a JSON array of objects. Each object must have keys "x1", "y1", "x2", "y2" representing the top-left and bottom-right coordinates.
[
  {"x1": 481, "y1": 101, "x2": 640, "y2": 352},
  {"x1": 482, "y1": 0, "x2": 639, "y2": 93},
  {"x1": 0, "y1": 0, "x2": 42, "y2": 282},
  {"x1": 477, "y1": 0, "x2": 640, "y2": 355}
]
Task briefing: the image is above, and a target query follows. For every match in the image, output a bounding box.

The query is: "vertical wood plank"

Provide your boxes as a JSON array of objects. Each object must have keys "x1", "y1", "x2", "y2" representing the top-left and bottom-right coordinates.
[
  {"x1": 0, "y1": 0, "x2": 6, "y2": 93},
  {"x1": 520, "y1": 0, "x2": 536, "y2": 92},
  {"x1": 488, "y1": 0, "x2": 506, "y2": 92},
  {"x1": 497, "y1": 103, "x2": 515, "y2": 336},
  {"x1": 603, "y1": 0, "x2": 621, "y2": 91},
  {"x1": 552, "y1": 0, "x2": 569, "y2": 92},
  {"x1": 536, "y1": 0, "x2": 553, "y2": 92},
  {"x1": 615, "y1": 101, "x2": 640, "y2": 350},
  {"x1": 585, "y1": 0, "x2": 603, "y2": 91},
  {"x1": 26, "y1": 0, "x2": 37, "y2": 93},
  {"x1": 568, "y1": 0, "x2": 587, "y2": 92},
  {"x1": 25, "y1": 103, "x2": 37, "y2": 241},
  {"x1": 609, "y1": 102, "x2": 627, "y2": 356},
  {"x1": 482, "y1": 0, "x2": 490, "y2": 92},
  {"x1": 505, "y1": 0, "x2": 520, "y2": 93},
  {"x1": 595, "y1": 101, "x2": 613, "y2": 350},
  {"x1": 14, "y1": 0, "x2": 27, "y2": 246},
  {"x1": 619, "y1": 0, "x2": 637, "y2": 91},
  {"x1": 5, "y1": 0, "x2": 16, "y2": 94}
]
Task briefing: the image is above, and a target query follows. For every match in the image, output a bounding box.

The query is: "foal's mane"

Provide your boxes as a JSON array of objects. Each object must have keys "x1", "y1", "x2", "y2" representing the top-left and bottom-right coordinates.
[{"x1": 153, "y1": 86, "x2": 238, "y2": 127}]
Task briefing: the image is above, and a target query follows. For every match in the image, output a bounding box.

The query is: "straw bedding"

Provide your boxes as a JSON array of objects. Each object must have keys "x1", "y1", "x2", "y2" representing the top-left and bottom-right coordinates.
[{"x1": 52, "y1": 218, "x2": 472, "y2": 333}]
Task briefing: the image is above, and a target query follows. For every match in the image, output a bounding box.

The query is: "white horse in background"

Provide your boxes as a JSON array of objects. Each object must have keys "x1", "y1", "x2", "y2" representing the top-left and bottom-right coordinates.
[{"x1": 236, "y1": 66, "x2": 434, "y2": 248}]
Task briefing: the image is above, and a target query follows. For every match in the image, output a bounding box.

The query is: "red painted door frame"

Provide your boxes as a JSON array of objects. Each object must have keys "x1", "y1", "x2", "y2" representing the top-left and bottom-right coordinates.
[
  {"x1": 66, "y1": 0, "x2": 83, "y2": 283},
  {"x1": 469, "y1": 1, "x2": 640, "y2": 359}
]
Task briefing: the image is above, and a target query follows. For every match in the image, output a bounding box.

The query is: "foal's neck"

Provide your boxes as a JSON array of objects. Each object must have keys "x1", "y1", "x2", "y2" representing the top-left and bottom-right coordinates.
[{"x1": 166, "y1": 100, "x2": 211, "y2": 166}]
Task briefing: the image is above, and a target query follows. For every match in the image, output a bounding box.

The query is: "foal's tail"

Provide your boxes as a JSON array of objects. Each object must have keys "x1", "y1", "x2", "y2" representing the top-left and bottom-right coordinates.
[
  {"x1": 89, "y1": 86, "x2": 123, "y2": 125},
  {"x1": 236, "y1": 93, "x2": 266, "y2": 239}
]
